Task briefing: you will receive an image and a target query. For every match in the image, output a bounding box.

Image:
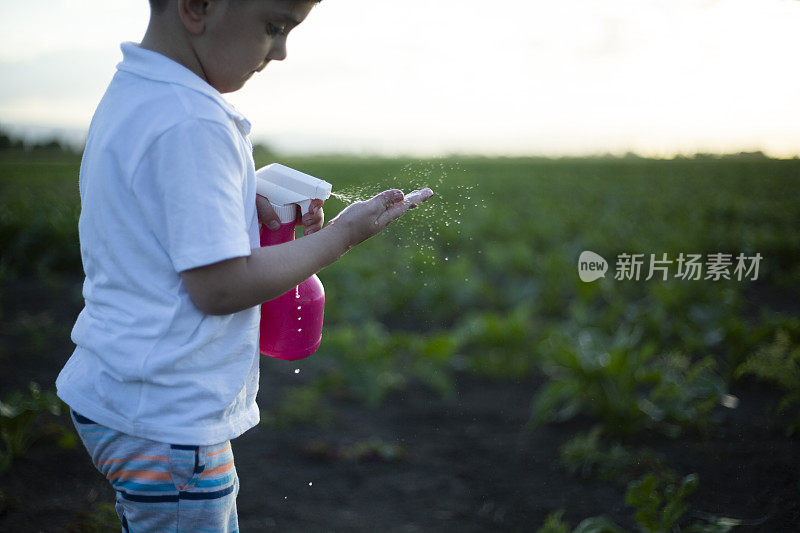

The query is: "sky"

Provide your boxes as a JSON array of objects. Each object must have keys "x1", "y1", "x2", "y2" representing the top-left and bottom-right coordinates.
[{"x1": 1, "y1": 0, "x2": 799, "y2": 157}]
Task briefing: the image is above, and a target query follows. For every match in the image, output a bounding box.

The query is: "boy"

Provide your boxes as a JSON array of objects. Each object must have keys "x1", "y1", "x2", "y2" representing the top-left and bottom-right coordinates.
[{"x1": 55, "y1": 0, "x2": 433, "y2": 531}]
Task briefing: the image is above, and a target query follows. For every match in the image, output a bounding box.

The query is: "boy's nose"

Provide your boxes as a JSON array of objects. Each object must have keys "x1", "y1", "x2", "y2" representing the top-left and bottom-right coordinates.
[{"x1": 267, "y1": 40, "x2": 288, "y2": 62}]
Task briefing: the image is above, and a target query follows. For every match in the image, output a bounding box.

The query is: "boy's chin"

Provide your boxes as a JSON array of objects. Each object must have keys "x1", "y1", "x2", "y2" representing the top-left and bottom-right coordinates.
[{"x1": 217, "y1": 77, "x2": 249, "y2": 94}]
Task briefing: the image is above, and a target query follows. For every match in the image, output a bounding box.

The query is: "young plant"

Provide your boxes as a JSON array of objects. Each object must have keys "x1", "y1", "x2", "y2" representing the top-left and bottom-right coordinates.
[
  {"x1": 536, "y1": 509, "x2": 626, "y2": 533},
  {"x1": 626, "y1": 473, "x2": 698, "y2": 532},
  {"x1": 453, "y1": 305, "x2": 542, "y2": 379},
  {"x1": 735, "y1": 326, "x2": 800, "y2": 435},
  {"x1": 308, "y1": 321, "x2": 456, "y2": 407},
  {"x1": 260, "y1": 384, "x2": 336, "y2": 429},
  {"x1": 529, "y1": 328, "x2": 726, "y2": 439},
  {"x1": 67, "y1": 502, "x2": 120, "y2": 532},
  {"x1": 0, "y1": 382, "x2": 73, "y2": 473},
  {"x1": 340, "y1": 438, "x2": 408, "y2": 463},
  {"x1": 625, "y1": 473, "x2": 734, "y2": 533},
  {"x1": 558, "y1": 427, "x2": 669, "y2": 482}
]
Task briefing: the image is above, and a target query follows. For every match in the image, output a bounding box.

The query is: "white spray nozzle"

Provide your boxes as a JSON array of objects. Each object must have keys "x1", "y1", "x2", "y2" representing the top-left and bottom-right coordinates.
[{"x1": 256, "y1": 163, "x2": 333, "y2": 224}]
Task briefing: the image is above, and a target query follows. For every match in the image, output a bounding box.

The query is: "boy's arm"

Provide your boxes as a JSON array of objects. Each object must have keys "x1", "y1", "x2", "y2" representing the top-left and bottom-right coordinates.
[{"x1": 181, "y1": 188, "x2": 433, "y2": 315}]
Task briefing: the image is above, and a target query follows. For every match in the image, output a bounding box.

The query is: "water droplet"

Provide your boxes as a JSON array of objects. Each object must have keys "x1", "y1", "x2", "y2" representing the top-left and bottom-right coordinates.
[
  {"x1": 294, "y1": 368, "x2": 300, "y2": 374},
  {"x1": 297, "y1": 328, "x2": 302, "y2": 332},
  {"x1": 297, "y1": 306, "x2": 302, "y2": 310},
  {"x1": 308, "y1": 482, "x2": 313, "y2": 486}
]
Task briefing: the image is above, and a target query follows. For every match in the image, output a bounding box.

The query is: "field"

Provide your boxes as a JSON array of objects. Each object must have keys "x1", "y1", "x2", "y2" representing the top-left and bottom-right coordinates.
[{"x1": 0, "y1": 149, "x2": 799, "y2": 531}]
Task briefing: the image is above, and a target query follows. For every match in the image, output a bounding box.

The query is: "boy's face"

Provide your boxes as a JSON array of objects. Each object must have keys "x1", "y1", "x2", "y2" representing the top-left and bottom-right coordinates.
[{"x1": 194, "y1": 0, "x2": 317, "y2": 93}]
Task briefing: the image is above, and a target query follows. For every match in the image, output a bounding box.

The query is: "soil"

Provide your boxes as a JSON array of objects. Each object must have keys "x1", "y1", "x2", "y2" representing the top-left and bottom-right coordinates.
[{"x1": 0, "y1": 276, "x2": 798, "y2": 532}]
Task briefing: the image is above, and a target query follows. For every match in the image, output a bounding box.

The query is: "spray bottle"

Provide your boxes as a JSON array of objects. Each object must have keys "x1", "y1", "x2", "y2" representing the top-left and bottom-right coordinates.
[{"x1": 256, "y1": 163, "x2": 332, "y2": 360}]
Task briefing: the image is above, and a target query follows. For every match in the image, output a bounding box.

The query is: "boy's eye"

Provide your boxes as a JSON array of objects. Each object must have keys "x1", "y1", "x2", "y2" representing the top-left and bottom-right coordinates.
[{"x1": 266, "y1": 23, "x2": 289, "y2": 37}]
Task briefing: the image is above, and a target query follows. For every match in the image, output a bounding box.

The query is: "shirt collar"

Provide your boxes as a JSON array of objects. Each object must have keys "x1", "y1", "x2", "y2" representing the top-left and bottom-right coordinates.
[{"x1": 116, "y1": 42, "x2": 251, "y2": 135}]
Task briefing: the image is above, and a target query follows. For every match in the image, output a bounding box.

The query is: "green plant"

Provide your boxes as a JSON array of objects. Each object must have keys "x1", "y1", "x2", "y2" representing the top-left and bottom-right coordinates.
[
  {"x1": 558, "y1": 427, "x2": 669, "y2": 482},
  {"x1": 308, "y1": 321, "x2": 456, "y2": 407},
  {"x1": 531, "y1": 327, "x2": 650, "y2": 436},
  {"x1": 67, "y1": 502, "x2": 119, "y2": 532},
  {"x1": 538, "y1": 474, "x2": 735, "y2": 533},
  {"x1": 453, "y1": 305, "x2": 543, "y2": 379},
  {"x1": 530, "y1": 328, "x2": 726, "y2": 438},
  {"x1": 625, "y1": 473, "x2": 733, "y2": 533},
  {"x1": 340, "y1": 437, "x2": 407, "y2": 462},
  {"x1": 537, "y1": 509, "x2": 626, "y2": 533},
  {"x1": 626, "y1": 473, "x2": 697, "y2": 532},
  {"x1": 5, "y1": 311, "x2": 68, "y2": 356},
  {"x1": 735, "y1": 326, "x2": 800, "y2": 434},
  {"x1": 559, "y1": 428, "x2": 632, "y2": 480},
  {"x1": 0, "y1": 382, "x2": 74, "y2": 474},
  {"x1": 538, "y1": 510, "x2": 572, "y2": 533},
  {"x1": 260, "y1": 384, "x2": 336, "y2": 428},
  {"x1": 644, "y1": 354, "x2": 727, "y2": 438}
]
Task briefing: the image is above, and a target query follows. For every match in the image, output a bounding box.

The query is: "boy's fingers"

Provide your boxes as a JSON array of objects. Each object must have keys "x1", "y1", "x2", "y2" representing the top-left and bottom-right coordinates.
[
  {"x1": 375, "y1": 187, "x2": 434, "y2": 227},
  {"x1": 378, "y1": 189, "x2": 404, "y2": 210},
  {"x1": 256, "y1": 194, "x2": 281, "y2": 230},
  {"x1": 302, "y1": 208, "x2": 324, "y2": 227},
  {"x1": 304, "y1": 220, "x2": 323, "y2": 235},
  {"x1": 403, "y1": 188, "x2": 434, "y2": 209}
]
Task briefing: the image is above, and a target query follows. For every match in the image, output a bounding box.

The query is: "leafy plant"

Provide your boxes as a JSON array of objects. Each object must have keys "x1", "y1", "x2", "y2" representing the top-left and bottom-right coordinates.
[
  {"x1": 530, "y1": 328, "x2": 726, "y2": 438},
  {"x1": 644, "y1": 354, "x2": 727, "y2": 438},
  {"x1": 626, "y1": 473, "x2": 698, "y2": 532},
  {"x1": 0, "y1": 382, "x2": 74, "y2": 474},
  {"x1": 66, "y1": 502, "x2": 119, "y2": 532},
  {"x1": 539, "y1": 474, "x2": 734, "y2": 533},
  {"x1": 536, "y1": 509, "x2": 626, "y2": 533},
  {"x1": 307, "y1": 321, "x2": 456, "y2": 407},
  {"x1": 558, "y1": 427, "x2": 669, "y2": 482},
  {"x1": 538, "y1": 510, "x2": 572, "y2": 533},
  {"x1": 340, "y1": 437, "x2": 408, "y2": 462},
  {"x1": 260, "y1": 384, "x2": 336, "y2": 428},
  {"x1": 452, "y1": 305, "x2": 542, "y2": 379},
  {"x1": 735, "y1": 326, "x2": 800, "y2": 434},
  {"x1": 625, "y1": 473, "x2": 733, "y2": 533}
]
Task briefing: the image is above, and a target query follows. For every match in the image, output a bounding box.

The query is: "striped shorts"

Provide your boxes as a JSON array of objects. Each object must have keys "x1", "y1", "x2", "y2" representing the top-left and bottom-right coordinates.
[{"x1": 70, "y1": 409, "x2": 239, "y2": 532}]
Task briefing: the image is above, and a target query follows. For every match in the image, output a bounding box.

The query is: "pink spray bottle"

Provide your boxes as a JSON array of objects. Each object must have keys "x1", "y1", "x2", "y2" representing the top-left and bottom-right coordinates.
[{"x1": 256, "y1": 163, "x2": 332, "y2": 361}]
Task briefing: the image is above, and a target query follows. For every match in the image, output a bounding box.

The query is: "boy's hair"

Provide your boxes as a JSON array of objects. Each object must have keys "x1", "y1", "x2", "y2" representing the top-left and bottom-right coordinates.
[{"x1": 149, "y1": 0, "x2": 321, "y2": 14}]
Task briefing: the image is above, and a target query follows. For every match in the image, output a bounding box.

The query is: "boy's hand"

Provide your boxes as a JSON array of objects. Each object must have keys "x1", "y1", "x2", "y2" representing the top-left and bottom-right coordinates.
[
  {"x1": 257, "y1": 195, "x2": 325, "y2": 235},
  {"x1": 301, "y1": 199, "x2": 325, "y2": 236},
  {"x1": 329, "y1": 188, "x2": 434, "y2": 248}
]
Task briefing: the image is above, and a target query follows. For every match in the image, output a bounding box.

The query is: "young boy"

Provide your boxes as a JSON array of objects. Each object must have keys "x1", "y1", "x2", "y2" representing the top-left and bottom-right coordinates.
[{"x1": 55, "y1": 1, "x2": 433, "y2": 531}]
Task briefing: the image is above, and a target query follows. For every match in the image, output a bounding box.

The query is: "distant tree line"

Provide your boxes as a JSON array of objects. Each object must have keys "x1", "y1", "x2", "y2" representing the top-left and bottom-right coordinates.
[
  {"x1": 0, "y1": 125, "x2": 791, "y2": 160},
  {"x1": 0, "y1": 126, "x2": 279, "y2": 160},
  {"x1": 0, "y1": 126, "x2": 80, "y2": 155}
]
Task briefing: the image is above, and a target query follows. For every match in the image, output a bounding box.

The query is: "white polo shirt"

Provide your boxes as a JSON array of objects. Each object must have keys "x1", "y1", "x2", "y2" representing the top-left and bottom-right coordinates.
[{"x1": 56, "y1": 42, "x2": 262, "y2": 445}]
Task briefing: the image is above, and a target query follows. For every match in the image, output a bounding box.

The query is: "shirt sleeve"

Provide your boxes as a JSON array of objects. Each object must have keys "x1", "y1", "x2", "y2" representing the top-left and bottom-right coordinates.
[{"x1": 132, "y1": 118, "x2": 252, "y2": 273}]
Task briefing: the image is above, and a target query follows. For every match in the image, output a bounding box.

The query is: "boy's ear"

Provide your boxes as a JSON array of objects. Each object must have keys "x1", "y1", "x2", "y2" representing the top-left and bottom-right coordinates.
[{"x1": 178, "y1": 0, "x2": 213, "y2": 35}]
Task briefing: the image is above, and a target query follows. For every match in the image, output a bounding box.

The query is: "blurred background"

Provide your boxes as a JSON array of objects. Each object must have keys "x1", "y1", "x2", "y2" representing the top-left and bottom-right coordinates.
[{"x1": 1, "y1": 0, "x2": 799, "y2": 531}]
